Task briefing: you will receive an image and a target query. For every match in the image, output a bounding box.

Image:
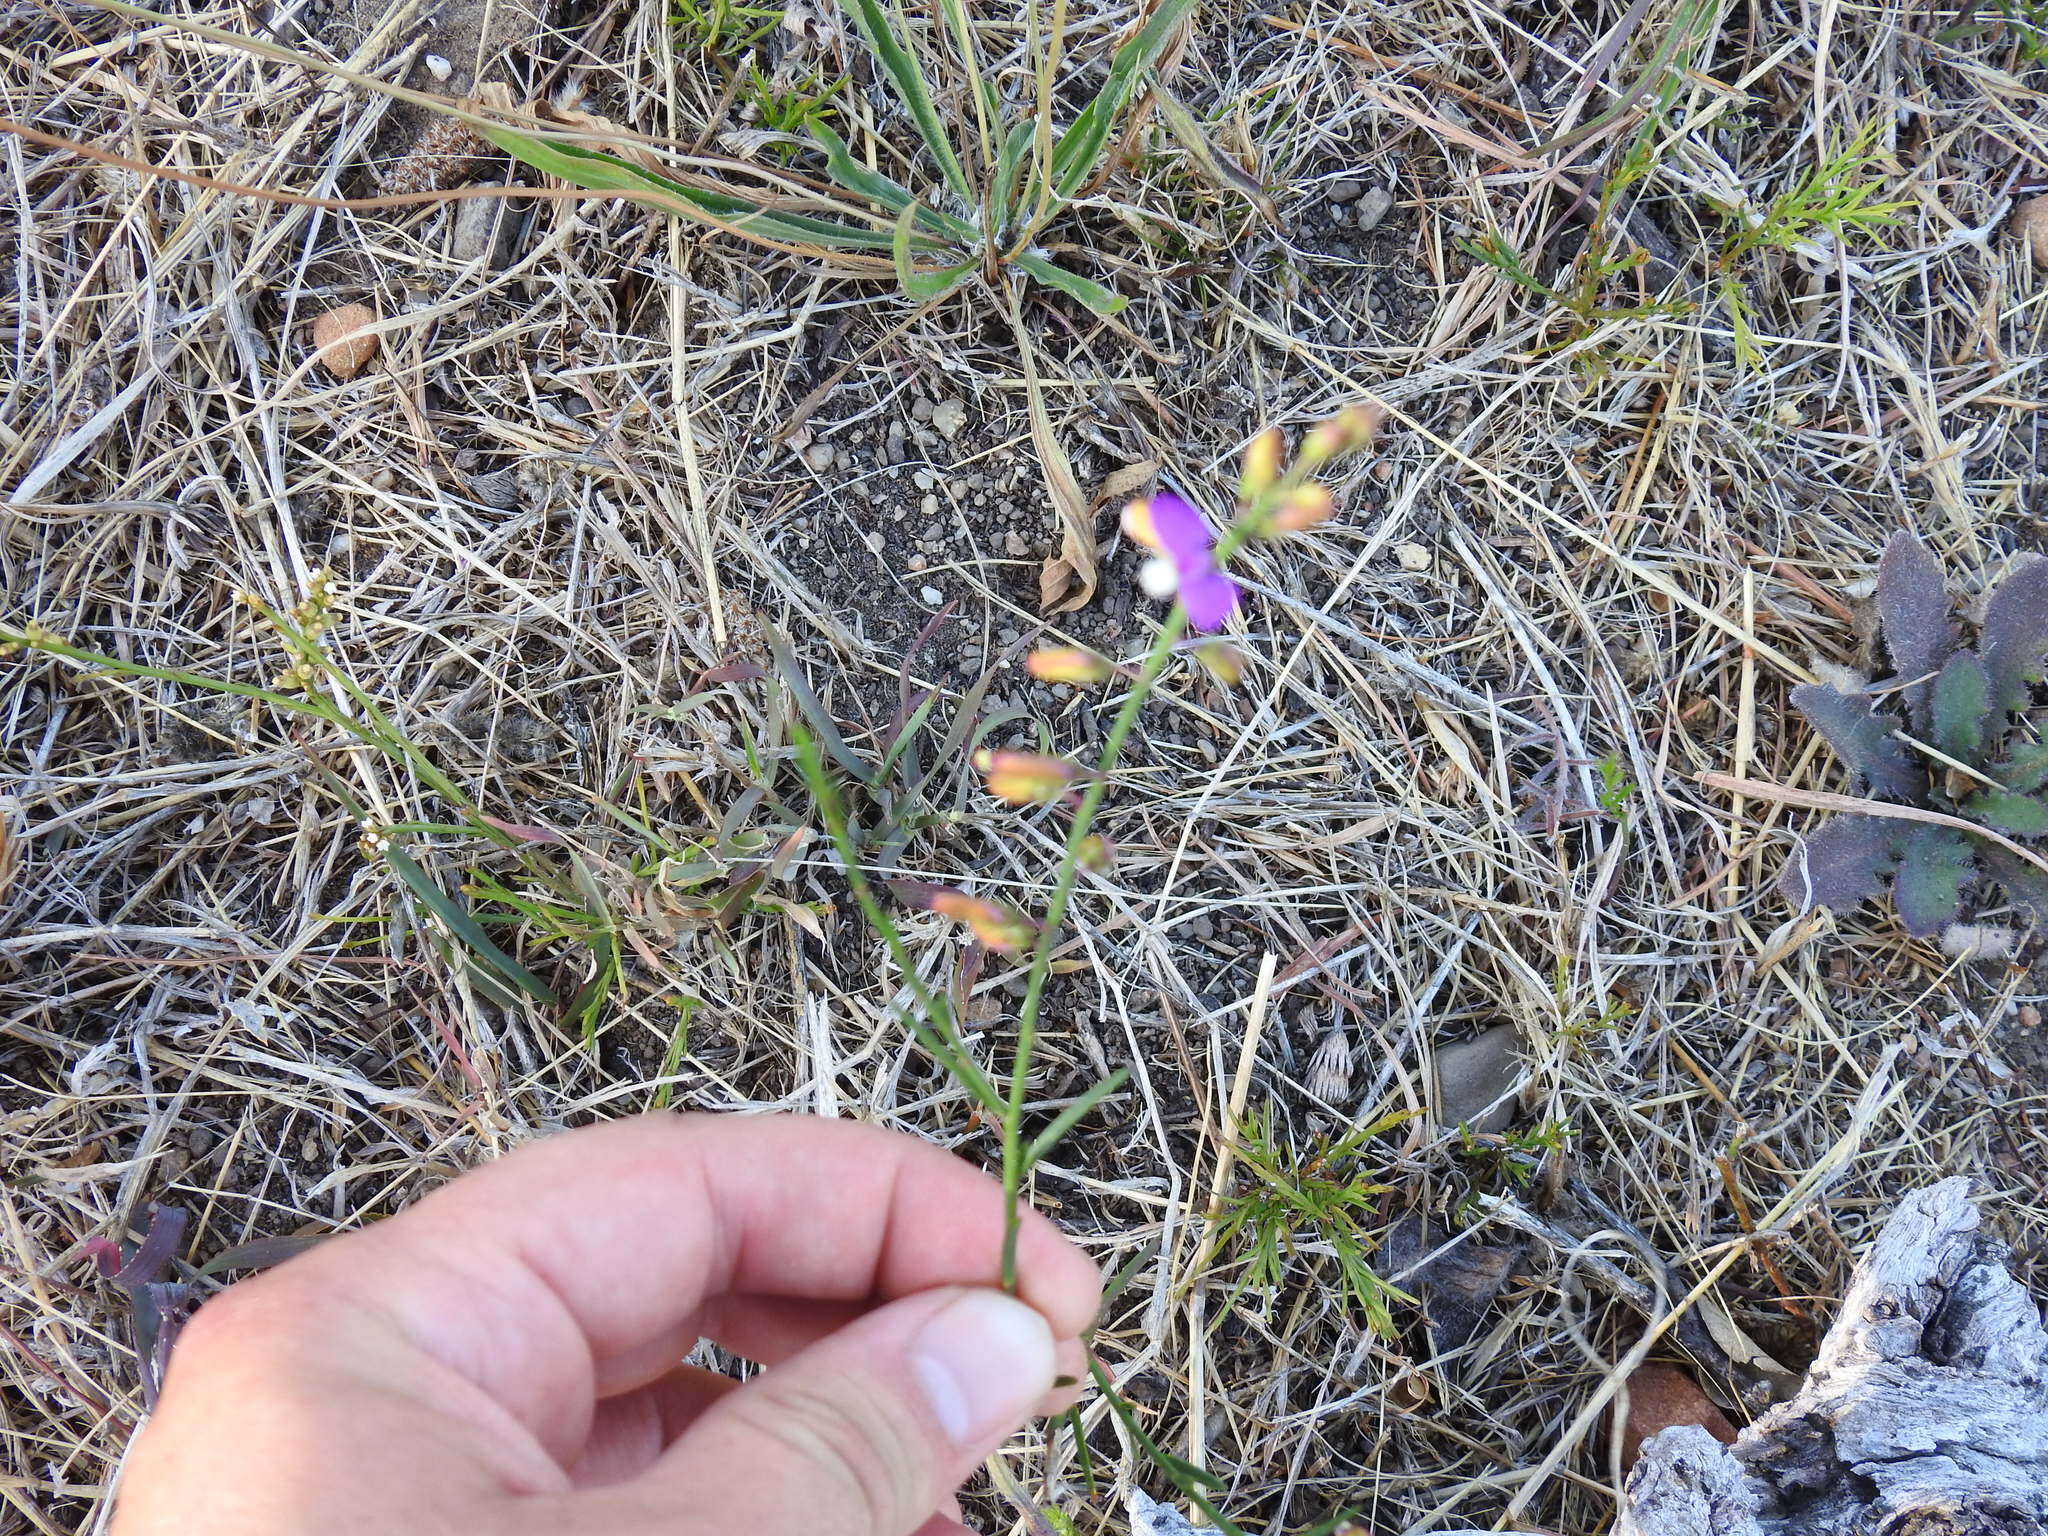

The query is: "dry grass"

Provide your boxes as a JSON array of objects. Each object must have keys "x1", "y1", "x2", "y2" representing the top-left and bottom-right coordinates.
[{"x1": 4, "y1": 0, "x2": 2048, "y2": 1531}]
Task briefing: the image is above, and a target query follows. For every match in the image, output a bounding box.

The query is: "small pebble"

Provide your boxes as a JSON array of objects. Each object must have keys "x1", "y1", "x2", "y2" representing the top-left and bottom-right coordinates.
[
  {"x1": 1394, "y1": 541, "x2": 1432, "y2": 571},
  {"x1": 423, "y1": 52, "x2": 453, "y2": 81},
  {"x1": 805, "y1": 442, "x2": 835, "y2": 472},
  {"x1": 864, "y1": 531, "x2": 886, "y2": 553},
  {"x1": 910, "y1": 397, "x2": 934, "y2": 422},
  {"x1": 1327, "y1": 178, "x2": 1364, "y2": 203},
  {"x1": 1354, "y1": 185, "x2": 1396, "y2": 231},
  {"x1": 920, "y1": 493, "x2": 940, "y2": 518},
  {"x1": 920, "y1": 585, "x2": 944, "y2": 605},
  {"x1": 930, "y1": 398, "x2": 967, "y2": 440}
]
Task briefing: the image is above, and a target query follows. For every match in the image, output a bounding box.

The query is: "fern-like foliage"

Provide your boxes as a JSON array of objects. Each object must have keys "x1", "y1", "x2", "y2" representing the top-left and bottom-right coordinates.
[{"x1": 1781, "y1": 533, "x2": 2048, "y2": 936}]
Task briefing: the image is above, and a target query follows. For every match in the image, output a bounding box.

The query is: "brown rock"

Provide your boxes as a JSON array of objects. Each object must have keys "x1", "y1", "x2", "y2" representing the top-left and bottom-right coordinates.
[
  {"x1": 1615, "y1": 1361, "x2": 1738, "y2": 1470},
  {"x1": 313, "y1": 304, "x2": 379, "y2": 379},
  {"x1": 2015, "y1": 194, "x2": 2048, "y2": 268}
]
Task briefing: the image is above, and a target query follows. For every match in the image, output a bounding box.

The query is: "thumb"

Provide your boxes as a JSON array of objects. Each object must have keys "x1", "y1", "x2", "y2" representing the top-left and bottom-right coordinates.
[{"x1": 595, "y1": 1286, "x2": 1057, "y2": 1536}]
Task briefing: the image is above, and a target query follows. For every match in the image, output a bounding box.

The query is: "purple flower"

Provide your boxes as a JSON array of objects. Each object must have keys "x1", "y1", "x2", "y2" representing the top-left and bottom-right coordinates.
[{"x1": 1121, "y1": 491, "x2": 1240, "y2": 632}]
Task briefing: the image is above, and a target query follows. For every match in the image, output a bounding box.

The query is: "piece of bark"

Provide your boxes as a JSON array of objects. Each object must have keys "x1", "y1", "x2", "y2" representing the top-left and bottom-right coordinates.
[
  {"x1": 1428, "y1": 1178, "x2": 2045, "y2": 1536},
  {"x1": 1621, "y1": 1177, "x2": 2046, "y2": 1535}
]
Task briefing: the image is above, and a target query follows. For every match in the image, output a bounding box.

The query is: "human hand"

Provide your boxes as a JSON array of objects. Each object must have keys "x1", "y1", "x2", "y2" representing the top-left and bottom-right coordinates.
[{"x1": 110, "y1": 1114, "x2": 1101, "y2": 1536}]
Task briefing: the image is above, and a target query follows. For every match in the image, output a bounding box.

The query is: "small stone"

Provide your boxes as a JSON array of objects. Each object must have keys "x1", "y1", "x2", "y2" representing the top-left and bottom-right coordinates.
[
  {"x1": 920, "y1": 493, "x2": 940, "y2": 518},
  {"x1": 1394, "y1": 542, "x2": 1432, "y2": 572},
  {"x1": 920, "y1": 585, "x2": 944, "y2": 605},
  {"x1": 1004, "y1": 530, "x2": 1030, "y2": 557},
  {"x1": 1615, "y1": 1363, "x2": 1738, "y2": 1470},
  {"x1": 907, "y1": 554, "x2": 927, "y2": 571},
  {"x1": 312, "y1": 303, "x2": 379, "y2": 379},
  {"x1": 1327, "y1": 178, "x2": 1364, "y2": 203},
  {"x1": 910, "y1": 397, "x2": 934, "y2": 422},
  {"x1": 1430, "y1": 1025, "x2": 1524, "y2": 1134},
  {"x1": 864, "y1": 531, "x2": 886, "y2": 553},
  {"x1": 423, "y1": 52, "x2": 453, "y2": 81},
  {"x1": 804, "y1": 442, "x2": 835, "y2": 472},
  {"x1": 930, "y1": 398, "x2": 967, "y2": 440},
  {"x1": 2014, "y1": 195, "x2": 2048, "y2": 268},
  {"x1": 1354, "y1": 185, "x2": 1396, "y2": 231}
]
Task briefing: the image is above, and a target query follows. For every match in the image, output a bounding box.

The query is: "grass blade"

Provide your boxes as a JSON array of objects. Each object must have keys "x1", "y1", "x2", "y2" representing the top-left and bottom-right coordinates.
[
  {"x1": 1011, "y1": 249, "x2": 1125, "y2": 314},
  {"x1": 483, "y1": 127, "x2": 897, "y2": 250},
  {"x1": 893, "y1": 202, "x2": 976, "y2": 299},
  {"x1": 386, "y1": 843, "x2": 555, "y2": 1006},
  {"x1": 1049, "y1": 0, "x2": 1198, "y2": 202},
  {"x1": 1025, "y1": 1066, "x2": 1130, "y2": 1164},
  {"x1": 838, "y1": 0, "x2": 973, "y2": 205}
]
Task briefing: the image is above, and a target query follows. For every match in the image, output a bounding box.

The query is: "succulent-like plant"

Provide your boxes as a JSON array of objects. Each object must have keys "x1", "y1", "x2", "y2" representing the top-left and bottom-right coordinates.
[{"x1": 1781, "y1": 531, "x2": 2048, "y2": 935}]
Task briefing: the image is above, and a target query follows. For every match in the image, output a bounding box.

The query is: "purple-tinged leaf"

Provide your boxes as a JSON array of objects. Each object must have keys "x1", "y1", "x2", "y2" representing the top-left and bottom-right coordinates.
[
  {"x1": 1780, "y1": 814, "x2": 1899, "y2": 911},
  {"x1": 1978, "y1": 846, "x2": 2048, "y2": 921},
  {"x1": 1931, "y1": 651, "x2": 1990, "y2": 762},
  {"x1": 1892, "y1": 824, "x2": 1974, "y2": 936},
  {"x1": 1875, "y1": 531, "x2": 1955, "y2": 731},
  {"x1": 1790, "y1": 683, "x2": 1923, "y2": 801},
  {"x1": 1981, "y1": 556, "x2": 2048, "y2": 714},
  {"x1": 1961, "y1": 788, "x2": 2048, "y2": 838}
]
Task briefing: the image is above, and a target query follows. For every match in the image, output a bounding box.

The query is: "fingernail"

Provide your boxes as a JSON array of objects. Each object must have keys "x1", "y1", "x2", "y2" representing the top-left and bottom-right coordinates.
[{"x1": 910, "y1": 1289, "x2": 1055, "y2": 1446}]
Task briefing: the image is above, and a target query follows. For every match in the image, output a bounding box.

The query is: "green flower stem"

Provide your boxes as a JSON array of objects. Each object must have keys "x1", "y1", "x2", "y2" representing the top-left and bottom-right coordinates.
[{"x1": 998, "y1": 509, "x2": 1275, "y2": 1288}]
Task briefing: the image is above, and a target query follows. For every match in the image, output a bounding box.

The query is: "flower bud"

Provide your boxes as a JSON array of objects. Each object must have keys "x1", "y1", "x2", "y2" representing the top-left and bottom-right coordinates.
[
  {"x1": 1077, "y1": 834, "x2": 1115, "y2": 874},
  {"x1": 1239, "y1": 427, "x2": 1283, "y2": 501},
  {"x1": 928, "y1": 889, "x2": 1037, "y2": 953},
  {"x1": 972, "y1": 748, "x2": 1077, "y2": 805},
  {"x1": 1301, "y1": 402, "x2": 1385, "y2": 464},
  {"x1": 1026, "y1": 647, "x2": 1113, "y2": 685},
  {"x1": 1192, "y1": 639, "x2": 1247, "y2": 687},
  {"x1": 1268, "y1": 482, "x2": 1335, "y2": 532}
]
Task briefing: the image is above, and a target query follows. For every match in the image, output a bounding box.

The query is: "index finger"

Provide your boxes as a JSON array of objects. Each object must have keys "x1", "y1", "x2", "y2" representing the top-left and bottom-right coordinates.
[{"x1": 253, "y1": 1114, "x2": 1101, "y2": 1457}]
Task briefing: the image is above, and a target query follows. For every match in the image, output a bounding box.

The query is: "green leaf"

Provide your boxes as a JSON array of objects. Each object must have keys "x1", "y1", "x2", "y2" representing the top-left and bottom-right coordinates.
[
  {"x1": 837, "y1": 0, "x2": 972, "y2": 204},
  {"x1": 767, "y1": 631, "x2": 873, "y2": 784},
  {"x1": 892, "y1": 202, "x2": 975, "y2": 300},
  {"x1": 1931, "y1": 650, "x2": 1990, "y2": 761},
  {"x1": 805, "y1": 118, "x2": 914, "y2": 213},
  {"x1": 386, "y1": 844, "x2": 556, "y2": 1005},
  {"x1": 1011, "y1": 249, "x2": 1126, "y2": 314},
  {"x1": 990, "y1": 118, "x2": 1037, "y2": 230},
  {"x1": 1892, "y1": 823, "x2": 1973, "y2": 936},
  {"x1": 1024, "y1": 1066, "x2": 1131, "y2": 1164},
  {"x1": 1789, "y1": 683, "x2": 1923, "y2": 802},
  {"x1": 2000, "y1": 739, "x2": 2048, "y2": 794},
  {"x1": 482, "y1": 127, "x2": 894, "y2": 250},
  {"x1": 1049, "y1": 0, "x2": 1199, "y2": 202},
  {"x1": 1962, "y1": 788, "x2": 2048, "y2": 838}
]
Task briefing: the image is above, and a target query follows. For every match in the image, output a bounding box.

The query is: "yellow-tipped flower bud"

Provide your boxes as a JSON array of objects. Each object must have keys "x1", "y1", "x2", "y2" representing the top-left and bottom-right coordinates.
[
  {"x1": 1192, "y1": 640, "x2": 1247, "y2": 687},
  {"x1": 1239, "y1": 427, "x2": 1283, "y2": 501},
  {"x1": 1301, "y1": 402, "x2": 1386, "y2": 464},
  {"x1": 1268, "y1": 482, "x2": 1336, "y2": 532},
  {"x1": 928, "y1": 889, "x2": 1038, "y2": 954},
  {"x1": 1025, "y1": 647, "x2": 1113, "y2": 685},
  {"x1": 972, "y1": 748, "x2": 1078, "y2": 805}
]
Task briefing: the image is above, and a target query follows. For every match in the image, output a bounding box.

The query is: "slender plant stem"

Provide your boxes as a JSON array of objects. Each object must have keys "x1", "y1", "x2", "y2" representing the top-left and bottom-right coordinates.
[{"x1": 998, "y1": 609, "x2": 1185, "y2": 1286}]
